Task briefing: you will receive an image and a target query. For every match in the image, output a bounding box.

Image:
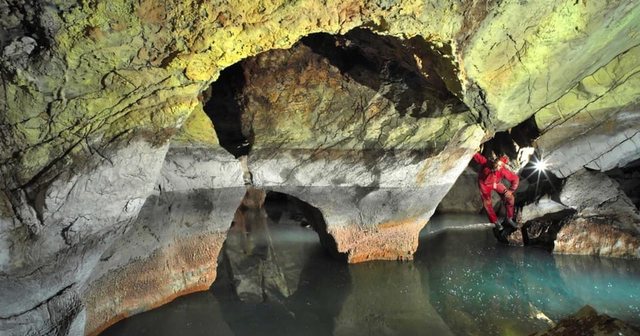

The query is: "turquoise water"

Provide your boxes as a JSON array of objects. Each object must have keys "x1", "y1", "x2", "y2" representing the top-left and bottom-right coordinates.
[{"x1": 102, "y1": 215, "x2": 640, "y2": 336}]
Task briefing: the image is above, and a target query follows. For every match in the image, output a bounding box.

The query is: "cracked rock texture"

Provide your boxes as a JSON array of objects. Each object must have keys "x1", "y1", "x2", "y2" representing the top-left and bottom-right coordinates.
[
  {"x1": 1, "y1": 0, "x2": 640, "y2": 335},
  {"x1": 535, "y1": 43, "x2": 640, "y2": 178},
  {"x1": 516, "y1": 170, "x2": 640, "y2": 257},
  {"x1": 1, "y1": 139, "x2": 168, "y2": 336}
]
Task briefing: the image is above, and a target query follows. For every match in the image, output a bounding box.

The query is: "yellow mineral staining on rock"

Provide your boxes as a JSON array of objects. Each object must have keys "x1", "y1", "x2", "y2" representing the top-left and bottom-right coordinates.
[
  {"x1": 172, "y1": 104, "x2": 220, "y2": 146},
  {"x1": 535, "y1": 44, "x2": 640, "y2": 132},
  {"x1": 3, "y1": 0, "x2": 470, "y2": 188},
  {"x1": 463, "y1": 1, "x2": 640, "y2": 129},
  {"x1": 3, "y1": 0, "x2": 640, "y2": 189},
  {"x1": 137, "y1": 0, "x2": 167, "y2": 25}
]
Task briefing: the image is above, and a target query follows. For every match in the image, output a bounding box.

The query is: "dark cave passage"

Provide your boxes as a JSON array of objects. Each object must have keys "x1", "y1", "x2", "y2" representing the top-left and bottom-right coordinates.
[
  {"x1": 203, "y1": 63, "x2": 251, "y2": 158},
  {"x1": 606, "y1": 157, "x2": 640, "y2": 209}
]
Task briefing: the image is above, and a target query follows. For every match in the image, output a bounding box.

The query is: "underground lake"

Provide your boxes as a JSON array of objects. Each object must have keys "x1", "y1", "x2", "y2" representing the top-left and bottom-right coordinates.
[{"x1": 101, "y1": 207, "x2": 640, "y2": 336}]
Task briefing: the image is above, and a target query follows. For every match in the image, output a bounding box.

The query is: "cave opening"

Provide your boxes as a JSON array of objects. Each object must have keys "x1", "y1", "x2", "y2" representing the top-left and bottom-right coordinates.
[
  {"x1": 202, "y1": 26, "x2": 469, "y2": 158},
  {"x1": 605, "y1": 157, "x2": 640, "y2": 210},
  {"x1": 202, "y1": 62, "x2": 251, "y2": 158}
]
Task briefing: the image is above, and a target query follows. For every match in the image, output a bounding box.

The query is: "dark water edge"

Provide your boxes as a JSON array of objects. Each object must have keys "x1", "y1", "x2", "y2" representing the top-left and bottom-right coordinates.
[{"x1": 102, "y1": 215, "x2": 640, "y2": 336}]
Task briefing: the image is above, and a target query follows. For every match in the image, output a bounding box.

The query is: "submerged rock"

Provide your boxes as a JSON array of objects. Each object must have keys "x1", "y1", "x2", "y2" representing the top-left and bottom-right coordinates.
[{"x1": 531, "y1": 305, "x2": 640, "y2": 336}]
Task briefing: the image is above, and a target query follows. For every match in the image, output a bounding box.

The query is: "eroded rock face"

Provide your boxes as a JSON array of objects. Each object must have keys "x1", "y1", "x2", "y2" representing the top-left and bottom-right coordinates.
[
  {"x1": 81, "y1": 143, "x2": 245, "y2": 335},
  {"x1": 515, "y1": 170, "x2": 640, "y2": 257},
  {"x1": 0, "y1": 139, "x2": 168, "y2": 336},
  {"x1": 554, "y1": 217, "x2": 640, "y2": 258},
  {"x1": 463, "y1": 2, "x2": 640, "y2": 129}
]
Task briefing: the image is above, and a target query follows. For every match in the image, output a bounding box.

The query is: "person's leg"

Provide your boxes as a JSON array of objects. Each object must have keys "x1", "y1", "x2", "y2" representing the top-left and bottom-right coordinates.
[
  {"x1": 479, "y1": 185, "x2": 498, "y2": 223},
  {"x1": 498, "y1": 187, "x2": 517, "y2": 230},
  {"x1": 503, "y1": 190, "x2": 515, "y2": 220}
]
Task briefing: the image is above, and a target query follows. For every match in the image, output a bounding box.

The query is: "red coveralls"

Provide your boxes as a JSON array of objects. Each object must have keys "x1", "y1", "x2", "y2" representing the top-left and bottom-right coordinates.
[{"x1": 473, "y1": 153, "x2": 519, "y2": 224}]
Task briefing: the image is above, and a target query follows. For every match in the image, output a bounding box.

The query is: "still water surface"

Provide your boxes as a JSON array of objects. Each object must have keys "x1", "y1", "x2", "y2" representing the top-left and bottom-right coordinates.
[{"x1": 102, "y1": 214, "x2": 640, "y2": 336}]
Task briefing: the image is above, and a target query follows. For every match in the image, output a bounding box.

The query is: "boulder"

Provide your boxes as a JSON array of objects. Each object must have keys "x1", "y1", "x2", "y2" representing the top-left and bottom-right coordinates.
[{"x1": 514, "y1": 170, "x2": 640, "y2": 257}]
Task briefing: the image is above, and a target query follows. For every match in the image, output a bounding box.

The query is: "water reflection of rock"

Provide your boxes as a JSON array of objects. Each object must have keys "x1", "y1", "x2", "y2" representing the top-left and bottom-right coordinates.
[
  {"x1": 101, "y1": 291, "x2": 233, "y2": 336},
  {"x1": 213, "y1": 232, "x2": 351, "y2": 335},
  {"x1": 220, "y1": 189, "x2": 343, "y2": 303},
  {"x1": 334, "y1": 261, "x2": 453, "y2": 336},
  {"x1": 222, "y1": 188, "x2": 291, "y2": 302}
]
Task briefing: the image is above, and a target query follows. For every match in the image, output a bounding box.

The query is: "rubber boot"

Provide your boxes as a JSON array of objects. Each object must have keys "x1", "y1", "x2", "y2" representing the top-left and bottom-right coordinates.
[
  {"x1": 505, "y1": 217, "x2": 518, "y2": 230},
  {"x1": 494, "y1": 221, "x2": 504, "y2": 231}
]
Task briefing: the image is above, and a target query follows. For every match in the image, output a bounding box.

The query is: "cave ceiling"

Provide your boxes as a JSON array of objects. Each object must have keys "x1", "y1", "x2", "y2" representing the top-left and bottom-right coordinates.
[{"x1": 1, "y1": 0, "x2": 639, "y2": 191}]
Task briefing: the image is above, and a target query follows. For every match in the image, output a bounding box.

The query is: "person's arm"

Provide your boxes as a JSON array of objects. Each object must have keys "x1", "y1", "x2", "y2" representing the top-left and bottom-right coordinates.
[
  {"x1": 502, "y1": 169, "x2": 519, "y2": 192},
  {"x1": 473, "y1": 152, "x2": 487, "y2": 165}
]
